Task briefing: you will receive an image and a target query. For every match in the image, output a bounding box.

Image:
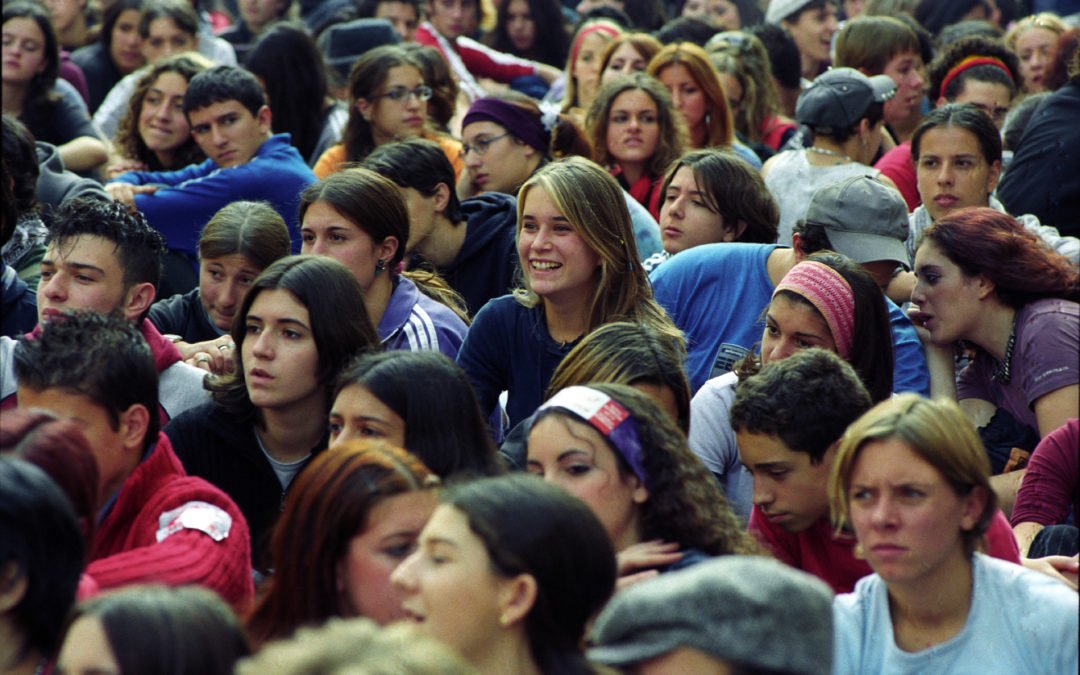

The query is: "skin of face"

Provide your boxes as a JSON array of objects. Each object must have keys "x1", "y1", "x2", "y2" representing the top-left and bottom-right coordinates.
[
  {"x1": 681, "y1": 0, "x2": 740, "y2": 30},
  {"x1": 376, "y1": 0, "x2": 419, "y2": 42},
  {"x1": 37, "y1": 235, "x2": 137, "y2": 323},
  {"x1": 760, "y1": 294, "x2": 838, "y2": 365},
  {"x1": 948, "y1": 79, "x2": 1011, "y2": 131},
  {"x1": 606, "y1": 89, "x2": 660, "y2": 177},
  {"x1": 629, "y1": 382, "x2": 680, "y2": 427},
  {"x1": 914, "y1": 125, "x2": 1001, "y2": 222},
  {"x1": 660, "y1": 165, "x2": 742, "y2": 254},
  {"x1": 632, "y1": 646, "x2": 735, "y2": 675},
  {"x1": 328, "y1": 383, "x2": 407, "y2": 449},
  {"x1": 601, "y1": 42, "x2": 649, "y2": 85},
  {"x1": 1014, "y1": 26, "x2": 1057, "y2": 92},
  {"x1": 461, "y1": 120, "x2": 538, "y2": 194},
  {"x1": 240, "y1": 0, "x2": 286, "y2": 32},
  {"x1": 391, "y1": 503, "x2": 523, "y2": 664},
  {"x1": 336, "y1": 490, "x2": 438, "y2": 624},
  {"x1": 188, "y1": 100, "x2": 272, "y2": 169},
  {"x1": 881, "y1": 50, "x2": 925, "y2": 124},
  {"x1": 56, "y1": 615, "x2": 121, "y2": 675},
  {"x1": 199, "y1": 253, "x2": 261, "y2": 331},
  {"x1": 242, "y1": 288, "x2": 322, "y2": 411},
  {"x1": 783, "y1": 3, "x2": 838, "y2": 68},
  {"x1": 505, "y1": 0, "x2": 535, "y2": 53},
  {"x1": 847, "y1": 437, "x2": 982, "y2": 586},
  {"x1": 44, "y1": 0, "x2": 85, "y2": 34},
  {"x1": 526, "y1": 414, "x2": 648, "y2": 550},
  {"x1": 109, "y1": 8, "x2": 144, "y2": 74},
  {"x1": 2, "y1": 17, "x2": 48, "y2": 86},
  {"x1": 301, "y1": 201, "x2": 396, "y2": 293},
  {"x1": 572, "y1": 31, "x2": 608, "y2": 108},
  {"x1": 17, "y1": 386, "x2": 145, "y2": 505},
  {"x1": 138, "y1": 71, "x2": 190, "y2": 161},
  {"x1": 737, "y1": 429, "x2": 836, "y2": 533},
  {"x1": 517, "y1": 185, "x2": 601, "y2": 307},
  {"x1": 140, "y1": 17, "x2": 197, "y2": 64},
  {"x1": 910, "y1": 241, "x2": 990, "y2": 346},
  {"x1": 357, "y1": 64, "x2": 428, "y2": 146},
  {"x1": 716, "y1": 71, "x2": 743, "y2": 116},
  {"x1": 426, "y1": 0, "x2": 478, "y2": 40},
  {"x1": 658, "y1": 64, "x2": 707, "y2": 142}
]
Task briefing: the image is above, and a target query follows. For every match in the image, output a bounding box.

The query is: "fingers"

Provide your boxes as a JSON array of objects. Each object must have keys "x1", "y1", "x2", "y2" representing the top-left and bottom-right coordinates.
[
  {"x1": 185, "y1": 339, "x2": 236, "y2": 375},
  {"x1": 105, "y1": 182, "x2": 158, "y2": 205},
  {"x1": 616, "y1": 540, "x2": 683, "y2": 576}
]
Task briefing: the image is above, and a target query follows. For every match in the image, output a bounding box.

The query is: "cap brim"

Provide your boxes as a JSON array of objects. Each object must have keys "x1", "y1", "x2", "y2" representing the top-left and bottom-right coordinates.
[
  {"x1": 826, "y1": 229, "x2": 910, "y2": 268},
  {"x1": 867, "y1": 74, "x2": 898, "y2": 102}
]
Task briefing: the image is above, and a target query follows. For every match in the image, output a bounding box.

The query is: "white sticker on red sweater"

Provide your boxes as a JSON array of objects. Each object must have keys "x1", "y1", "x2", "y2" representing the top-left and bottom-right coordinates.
[{"x1": 155, "y1": 501, "x2": 232, "y2": 543}]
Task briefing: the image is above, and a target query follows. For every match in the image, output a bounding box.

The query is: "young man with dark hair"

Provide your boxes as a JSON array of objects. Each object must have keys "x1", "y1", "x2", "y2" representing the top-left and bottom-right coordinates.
[
  {"x1": 106, "y1": 65, "x2": 315, "y2": 269},
  {"x1": 12, "y1": 311, "x2": 254, "y2": 608},
  {"x1": 0, "y1": 197, "x2": 207, "y2": 418},
  {"x1": 363, "y1": 137, "x2": 519, "y2": 316},
  {"x1": 730, "y1": 348, "x2": 1020, "y2": 593}
]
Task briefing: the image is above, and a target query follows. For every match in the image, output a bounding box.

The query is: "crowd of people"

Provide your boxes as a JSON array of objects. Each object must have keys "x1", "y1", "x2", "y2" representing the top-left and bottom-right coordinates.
[{"x1": 2, "y1": 0, "x2": 1079, "y2": 673}]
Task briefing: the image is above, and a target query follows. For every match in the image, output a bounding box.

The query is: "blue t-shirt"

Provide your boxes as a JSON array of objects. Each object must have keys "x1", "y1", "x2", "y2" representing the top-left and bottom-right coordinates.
[{"x1": 833, "y1": 554, "x2": 1078, "y2": 674}]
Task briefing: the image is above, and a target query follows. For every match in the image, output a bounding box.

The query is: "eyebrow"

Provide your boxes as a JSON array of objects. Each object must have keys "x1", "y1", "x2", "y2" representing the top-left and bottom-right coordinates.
[
  {"x1": 764, "y1": 314, "x2": 827, "y2": 340},
  {"x1": 245, "y1": 314, "x2": 311, "y2": 331},
  {"x1": 424, "y1": 536, "x2": 459, "y2": 549}
]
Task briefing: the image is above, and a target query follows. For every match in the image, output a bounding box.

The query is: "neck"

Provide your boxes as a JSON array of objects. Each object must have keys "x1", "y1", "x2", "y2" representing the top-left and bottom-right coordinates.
[
  {"x1": 2, "y1": 82, "x2": 27, "y2": 114},
  {"x1": 153, "y1": 147, "x2": 175, "y2": 169},
  {"x1": 808, "y1": 137, "x2": 858, "y2": 165},
  {"x1": 0, "y1": 621, "x2": 39, "y2": 675},
  {"x1": 363, "y1": 272, "x2": 394, "y2": 328},
  {"x1": 970, "y1": 302, "x2": 1015, "y2": 361},
  {"x1": 690, "y1": 122, "x2": 707, "y2": 148},
  {"x1": 257, "y1": 395, "x2": 327, "y2": 462},
  {"x1": 57, "y1": 17, "x2": 87, "y2": 48},
  {"x1": 542, "y1": 295, "x2": 590, "y2": 344},
  {"x1": 413, "y1": 214, "x2": 467, "y2": 268},
  {"x1": 766, "y1": 246, "x2": 798, "y2": 287},
  {"x1": 472, "y1": 630, "x2": 543, "y2": 675},
  {"x1": 801, "y1": 53, "x2": 822, "y2": 81},
  {"x1": 619, "y1": 160, "x2": 646, "y2": 186},
  {"x1": 886, "y1": 547, "x2": 974, "y2": 652}
]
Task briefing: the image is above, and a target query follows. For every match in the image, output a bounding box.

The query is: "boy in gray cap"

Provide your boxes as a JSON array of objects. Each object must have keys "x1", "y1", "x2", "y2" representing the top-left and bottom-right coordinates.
[
  {"x1": 763, "y1": 67, "x2": 897, "y2": 246},
  {"x1": 766, "y1": 0, "x2": 839, "y2": 83},
  {"x1": 588, "y1": 555, "x2": 834, "y2": 674}
]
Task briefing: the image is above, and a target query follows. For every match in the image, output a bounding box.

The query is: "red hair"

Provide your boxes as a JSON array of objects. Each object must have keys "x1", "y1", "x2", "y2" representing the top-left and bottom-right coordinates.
[{"x1": 922, "y1": 207, "x2": 1080, "y2": 308}]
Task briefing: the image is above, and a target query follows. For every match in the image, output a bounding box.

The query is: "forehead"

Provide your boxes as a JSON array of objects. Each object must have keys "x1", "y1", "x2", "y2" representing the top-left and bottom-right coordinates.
[
  {"x1": 577, "y1": 31, "x2": 609, "y2": 55},
  {"x1": 529, "y1": 413, "x2": 607, "y2": 453},
  {"x1": 377, "y1": 0, "x2": 418, "y2": 15},
  {"x1": 658, "y1": 63, "x2": 695, "y2": 84},
  {"x1": 610, "y1": 42, "x2": 645, "y2": 59},
  {"x1": 918, "y1": 125, "x2": 983, "y2": 157},
  {"x1": 851, "y1": 437, "x2": 939, "y2": 482},
  {"x1": 48, "y1": 234, "x2": 123, "y2": 270},
  {"x1": 188, "y1": 99, "x2": 255, "y2": 125},
  {"x1": 612, "y1": 88, "x2": 657, "y2": 110},
  {"x1": 382, "y1": 64, "x2": 423, "y2": 85},
  {"x1": 736, "y1": 430, "x2": 803, "y2": 464},
  {"x1": 247, "y1": 287, "x2": 308, "y2": 319},
  {"x1": 421, "y1": 503, "x2": 481, "y2": 547},
  {"x1": 4, "y1": 16, "x2": 45, "y2": 39},
  {"x1": 884, "y1": 50, "x2": 920, "y2": 69},
  {"x1": 462, "y1": 120, "x2": 507, "y2": 140},
  {"x1": 18, "y1": 385, "x2": 111, "y2": 426}
]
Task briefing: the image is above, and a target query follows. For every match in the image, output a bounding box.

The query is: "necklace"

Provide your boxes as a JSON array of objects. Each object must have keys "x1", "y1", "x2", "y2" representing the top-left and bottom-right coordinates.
[
  {"x1": 807, "y1": 146, "x2": 853, "y2": 163},
  {"x1": 991, "y1": 318, "x2": 1017, "y2": 384}
]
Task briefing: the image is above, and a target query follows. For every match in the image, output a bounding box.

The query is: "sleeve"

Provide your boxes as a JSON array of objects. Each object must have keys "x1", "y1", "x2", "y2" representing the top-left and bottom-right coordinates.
[
  {"x1": 108, "y1": 159, "x2": 212, "y2": 187},
  {"x1": 1011, "y1": 419, "x2": 1079, "y2": 527},
  {"x1": 453, "y1": 35, "x2": 538, "y2": 83},
  {"x1": 873, "y1": 143, "x2": 920, "y2": 212},
  {"x1": 455, "y1": 298, "x2": 512, "y2": 419},
  {"x1": 748, "y1": 505, "x2": 800, "y2": 567},
  {"x1": 85, "y1": 488, "x2": 254, "y2": 611},
  {"x1": 831, "y1": 593, "x2": 865, "y2": 675},
  {"x1": 886, "y1": 299, "x2": 930, "y2": 396},
  {"x1": 984, "y1": 509, "x2": 1021, "y2": 563},
  {"x1": 1016, "y1": 306, "x2": 1080, "y2": 407},
  {"x1": 1016, "y1": 214, "x2": 1080, "y2": 266}
]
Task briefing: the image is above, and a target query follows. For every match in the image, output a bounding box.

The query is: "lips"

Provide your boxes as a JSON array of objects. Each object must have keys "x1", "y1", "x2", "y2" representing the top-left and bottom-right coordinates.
[
  {"x1": 217, "y1": 150, "x2": 236, "y2": 164},
  {"x1": 869, "y1": 543, "x2": 907, "y2": 559},
  {"x1": 248, "y1": 367, "x2": 273, "y2": 386},
  {"x1": 530, "y1": 260, "x2": 562, "y2": 271},
  {"x1": 933, "y1": 194, "x2": 958, "y2": 209},
  {"x1": 40, "y1": 307, "x2": 64, "y2": 322},
  {"x1": 662, "y1": 226, "x2": 682, "y2": 240},
  {"x1": 474, "y1": 173, "x2": 489, "y2": 186}
]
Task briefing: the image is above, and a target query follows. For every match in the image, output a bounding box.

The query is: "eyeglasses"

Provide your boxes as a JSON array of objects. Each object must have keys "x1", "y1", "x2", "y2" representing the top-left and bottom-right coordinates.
[
  {"x1": 371, "y1": 85, "x2": 433, "y2": 102},
  {"x1": 459, "y1": 132, "x2": 512, "y2": 158}
]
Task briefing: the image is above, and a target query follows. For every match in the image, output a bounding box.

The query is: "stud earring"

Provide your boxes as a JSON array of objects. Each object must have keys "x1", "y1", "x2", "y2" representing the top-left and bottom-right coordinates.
[{"x1": 375, "y1": 259, "x2": 387, "y2": 274}]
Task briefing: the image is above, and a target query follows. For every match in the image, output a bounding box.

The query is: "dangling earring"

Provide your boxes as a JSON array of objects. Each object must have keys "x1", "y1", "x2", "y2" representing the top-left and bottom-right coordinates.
[{"x1": 375, "y1": 259, "x2": 387, "y2": 274}]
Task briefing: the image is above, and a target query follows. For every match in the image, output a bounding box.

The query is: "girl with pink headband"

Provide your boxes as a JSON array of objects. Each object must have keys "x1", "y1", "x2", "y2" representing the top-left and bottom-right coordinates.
[
  {"x1": 561, "y1": 20, "x2": 622, "y2": 123},
  {"x1": 687, "y1": 251, "x2": 895, "y2": 519}
]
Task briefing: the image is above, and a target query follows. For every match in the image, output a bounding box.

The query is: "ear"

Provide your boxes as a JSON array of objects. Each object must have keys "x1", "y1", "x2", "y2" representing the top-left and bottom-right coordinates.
[
  {"x1": 256, "y1": 104, "x2": 272, "y2": 134},
  {"x1": 356, "y1": 98, "x2": 372, "y2": 119},
  {"x1": 497, "y1": 573, "x2": 538, "y2": 629},
  {"x1": 122, "y1": 281, "x2": 156, "y2": 321},
  {"x1": 433, "y1": 182, "x2": 452, "y2": 214},
  {"x1": 791, "y1": 232, "x2": 807, "y2": 261},
  {"x1": 959, "y1": 485, "x2": 989, "y2": 532},
  {"x1": 0, "y1": 561, "x2": 28, "y2": 613},
  {"x1": 821, "y1": 438, "x2": 842, "y2": 469},
  {"x1": 117, "y1": 403, "x2": 151, "y2": 455},
  {"x1": 935, "y1": 95, "x2": 948, "y2": 107},
  {"x1": 856, "y1": 117, "x2": 872, "y2": 137},
  {"x1": 856, "y1": 67, "x2": 871, "y2": 77},
  {"x1": 723, "y1": 219, "x2": 749, "y2": 242},
  {"x1": 986, "y1": 159, "x2": 1002, "y2": 196},
  {"x1": 378, "y1": 235, "x2": 400, "y2": 264},
  {"x1": 973, "y1": 272, "x2": 996, "y2": 301},
  {"x1": 628, "y1": 472, "x2": 650, "y2": 505}
]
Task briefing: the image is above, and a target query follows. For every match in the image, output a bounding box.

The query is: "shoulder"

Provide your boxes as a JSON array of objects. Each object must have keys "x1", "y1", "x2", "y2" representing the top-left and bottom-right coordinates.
[
  {"x1": 652, "y1": 243, "x2": 774, "y2": 284},
  {"x1": 977, "y1": 554, "x2": 1078, "y2": 615}
]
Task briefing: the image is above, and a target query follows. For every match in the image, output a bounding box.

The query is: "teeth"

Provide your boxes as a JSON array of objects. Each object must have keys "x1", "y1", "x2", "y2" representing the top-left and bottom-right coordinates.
[{"x1": 531, "y1": 261, "x2": 561, "y2": 270}]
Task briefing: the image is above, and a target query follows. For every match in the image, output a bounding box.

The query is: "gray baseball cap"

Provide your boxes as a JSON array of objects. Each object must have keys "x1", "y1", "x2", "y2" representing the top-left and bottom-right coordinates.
[
  {"x1": 805, "y1": 174, "x2": 910, "y2": 267},
  {"x1": 796, "y1": 67, "x2": 897, "y2": 129},
  {"x1": 765, "y1": 0, "x2": 817, "y2": 23},
  {"x1": 587, "y1": 556, "x2": 833, "y2": 674}
]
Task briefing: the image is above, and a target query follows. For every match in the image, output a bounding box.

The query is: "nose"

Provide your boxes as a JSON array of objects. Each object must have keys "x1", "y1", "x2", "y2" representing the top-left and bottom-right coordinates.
[
  {"x1": 309, "y1": 238, "x2": 330, "y2": 256},
  {"x1": 250, "y1": 329, "x2": 273, "y2": 359},
  {"x1": 531, "y1": 226, "x2": 553, "y2": 251},
  {"x1": 869, "y1": 495, "x2": 898, "y2": 529},
  {"x1": 910, "y1": 69, "x2": 925, "y2": 91},
  {"x1": 935, "y1": 162, "x2": 953, "y2": 186},
  {"x1": 465, "y1": 148, "x2": 482, "y2": 169},
  {"x1": 211, "y1": 125, "x2": 228, "y2": 147},
  {"x1": 218, "y1": 279, "x2": 240, "y2": 309},
  {"x1": 766, "y1": 337, "x2": 796, "y2": 363},
  {"x1": 666, "y1": 195, "x2": 684, "y2": 220},
  {"x1": 670, "y1": 90, "x2": 684, "y2": 108},
  {"x1": 752, "y1": 478, "x2": 774, "y2": 507},
  {"x1": 41, "y1": 271, "x2": 66, "y2": 302},
  {"x1": 390, "y1": 550, "x2": 419, "y2": 591}
]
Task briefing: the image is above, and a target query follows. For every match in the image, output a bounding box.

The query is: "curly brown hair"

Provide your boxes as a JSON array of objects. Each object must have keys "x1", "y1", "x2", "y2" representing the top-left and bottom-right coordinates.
[
  {"x1": 586, "y1": 72, "x2": 688, "y2": 180},
  {"x1": 542, "y1": 382, "x2": 761, "y2": 556},
  {"x1": 115, "y1": 54, "x2": 211, "y2": 171}
]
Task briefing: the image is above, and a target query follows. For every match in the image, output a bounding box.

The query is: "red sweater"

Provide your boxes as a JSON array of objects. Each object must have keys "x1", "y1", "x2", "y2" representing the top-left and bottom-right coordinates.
[
  {"x1": 87, "y1": 432, "x2": 254, "y2": 611},
  {"x1": 749, "y1": 506, "x2": 1021, "y2": 594}
]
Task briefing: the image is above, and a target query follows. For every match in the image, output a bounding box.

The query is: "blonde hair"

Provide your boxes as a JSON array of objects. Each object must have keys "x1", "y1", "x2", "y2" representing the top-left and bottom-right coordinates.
[
  {"x1": 514, "y1": 157, "x2": 683, "y2": 345},
  {"x1": 828, "y1": 394, "x2": 997, "y2": 557},
  {"x1": 1005, "y1": 13, "x2": 1068, "y2": 53}
]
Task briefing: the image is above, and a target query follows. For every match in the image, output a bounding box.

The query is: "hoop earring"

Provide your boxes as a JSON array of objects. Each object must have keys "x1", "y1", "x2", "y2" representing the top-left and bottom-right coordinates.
[{"x1": 375, "y1": 259, "x2": 387, "y2": 274}]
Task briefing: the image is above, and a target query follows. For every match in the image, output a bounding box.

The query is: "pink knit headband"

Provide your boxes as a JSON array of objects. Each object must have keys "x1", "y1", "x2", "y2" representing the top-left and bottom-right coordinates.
[
  {"x1": 570, "y1": 23, "x2": 619, "y2": 72},
  {"x1": 774, "y1": 261, "x2": 855, "y2": 361}
]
